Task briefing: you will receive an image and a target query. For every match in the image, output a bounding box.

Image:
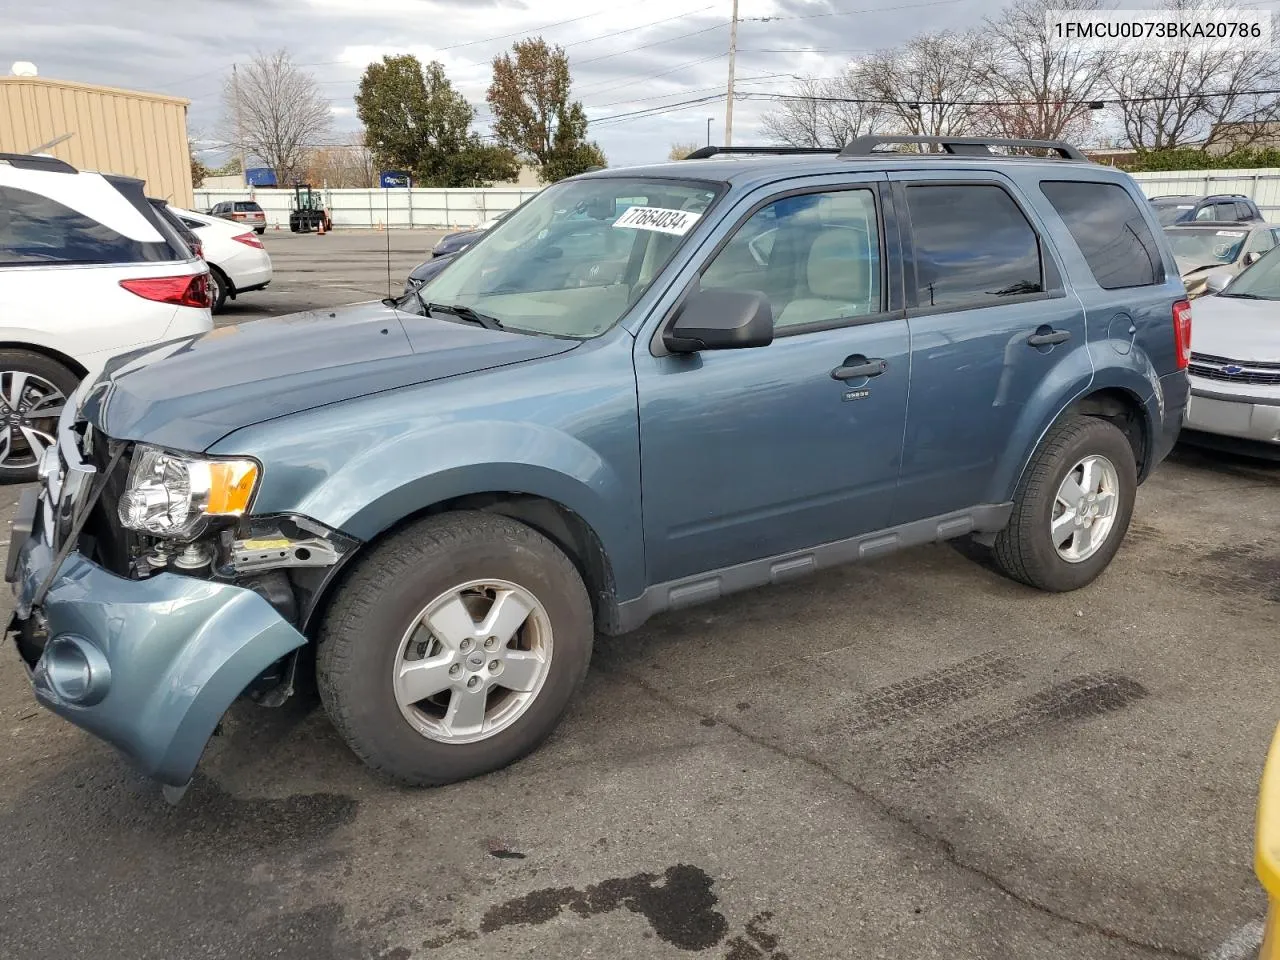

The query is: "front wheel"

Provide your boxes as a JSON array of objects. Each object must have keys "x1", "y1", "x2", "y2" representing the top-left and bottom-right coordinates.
[
  {"x1": 316, "y1": 511, "x2": 594, "y2": 785},
  {"x1": 992, "y1": 415, "x2": 1137, "y2": 592}
]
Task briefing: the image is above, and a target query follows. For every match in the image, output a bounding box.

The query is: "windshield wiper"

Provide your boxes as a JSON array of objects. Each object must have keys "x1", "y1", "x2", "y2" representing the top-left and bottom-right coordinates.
[
  {"x1": 1221, "y1": 291, "x2": 1271, "y2": 299},
  {"x1": 425, "y1": 302, "x2": 504, "y2": 330}
]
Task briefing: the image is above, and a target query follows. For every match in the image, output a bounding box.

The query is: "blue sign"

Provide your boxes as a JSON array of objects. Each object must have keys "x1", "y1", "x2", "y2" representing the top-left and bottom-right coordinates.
[
  {"x1": 380, "y1": 171, "x2": 411, "y2": 188},
  {"x1": 245, "y1": 167, "x2": 277, "y2": 187}
]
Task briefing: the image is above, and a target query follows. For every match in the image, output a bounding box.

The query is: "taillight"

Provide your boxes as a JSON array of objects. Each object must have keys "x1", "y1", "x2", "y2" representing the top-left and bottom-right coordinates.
[
  {"x1": 120, "y1": 273, "x2": 212, "y2": 309},
  {"x1": 232, "y1": 232, "x2": 264, "y2": 249},
  {"x1": 1173, "y1": 299, "x2": 1192, "y2": 369},
  {"x1": 231, "y1": 212, "x2": 246, "y2": 219}
]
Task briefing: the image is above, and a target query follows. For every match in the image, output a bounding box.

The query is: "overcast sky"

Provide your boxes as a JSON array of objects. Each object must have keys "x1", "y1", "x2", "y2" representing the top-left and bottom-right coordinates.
[{"x1": 5, "y1": 0, "x2": 1021, "y2": 167}]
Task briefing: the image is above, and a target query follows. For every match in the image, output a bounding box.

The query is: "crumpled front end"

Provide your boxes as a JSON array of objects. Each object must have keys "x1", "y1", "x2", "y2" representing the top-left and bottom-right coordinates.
[{"x1": 7, "y1": 403, "x2": 308, "y2": 786}]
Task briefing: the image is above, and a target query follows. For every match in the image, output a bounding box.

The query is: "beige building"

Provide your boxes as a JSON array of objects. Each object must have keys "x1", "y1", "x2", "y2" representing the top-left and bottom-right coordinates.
[{"x1": 0, "y1": 75, "x2": 193, "y2": 206}]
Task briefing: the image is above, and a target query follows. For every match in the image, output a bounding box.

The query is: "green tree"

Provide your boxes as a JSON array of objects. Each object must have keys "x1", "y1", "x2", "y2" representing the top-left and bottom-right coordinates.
[
  {"x1": 487, "y1": 38, "x2": 606, "y2": 183},
  {"x1": 356, "y1": 55, "x2": 518, "y2": 187}
]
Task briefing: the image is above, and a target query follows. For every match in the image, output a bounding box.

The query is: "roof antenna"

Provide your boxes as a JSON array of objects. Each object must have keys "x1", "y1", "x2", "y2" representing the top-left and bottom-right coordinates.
[{"x1": 385, "y1": 183, "x2": 392, "y2": 300}]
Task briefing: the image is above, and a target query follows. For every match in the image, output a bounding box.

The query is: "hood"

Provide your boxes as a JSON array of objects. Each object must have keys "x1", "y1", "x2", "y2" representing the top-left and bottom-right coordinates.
[
  {"x1": 1176, "y1": 257, "x2": 1233, "y2": 279},
  {"x1": 81, "y1": 300, "x2": 579, "y2": 451},
  {"x1": 432, "y1": 229, "x2": 483, "y2": 256},
  {"x1": 1189, "y1": 294, "x2": 1280, "y2": 362},
  {"x1": 408, "y1": 252, "x2": 457, "y2": 284}
]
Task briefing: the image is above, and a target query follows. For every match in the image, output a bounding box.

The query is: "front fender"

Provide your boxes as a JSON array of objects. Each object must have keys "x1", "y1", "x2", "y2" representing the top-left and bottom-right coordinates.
[{"x1": 230, "y1": 418, "x2": 645, "y2": 603}]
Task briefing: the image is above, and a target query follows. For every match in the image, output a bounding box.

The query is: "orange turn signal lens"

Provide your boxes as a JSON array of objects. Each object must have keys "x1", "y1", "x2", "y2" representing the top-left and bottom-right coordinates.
[{"x1": 205, "y1": 460, "x2": 259, "y2": 515}]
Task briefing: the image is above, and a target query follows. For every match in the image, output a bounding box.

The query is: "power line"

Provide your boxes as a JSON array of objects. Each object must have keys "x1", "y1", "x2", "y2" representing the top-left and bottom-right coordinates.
[
  {"x1": 574, "y1": 21, "x2": 731, "y2": 67},
  {"x1": 746, "y1": 0, "x2": 968, "y2": 21},
  {"x1": 576, "y1": 53, "x2": 726, "y2": 99},
  {"x1": 584, "y1": 74, "x2": 790, "y2": 110}
]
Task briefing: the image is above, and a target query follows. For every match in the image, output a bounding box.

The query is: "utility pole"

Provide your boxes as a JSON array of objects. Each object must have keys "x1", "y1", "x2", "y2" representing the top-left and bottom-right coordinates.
[
  {"x1": 724, "y1": 0, "x2": 739, "y2": 146},
  {"x1": 232, "y1": 63, "x2": 248, "y2": 187},
  {"x1": 706, "y1": 117, "x2": 713, "y2": 147}
]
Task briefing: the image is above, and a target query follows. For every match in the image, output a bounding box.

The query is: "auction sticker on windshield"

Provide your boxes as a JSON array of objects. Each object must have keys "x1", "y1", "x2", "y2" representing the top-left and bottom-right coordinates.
[
  {"x1": 1217, "y1": 230, "x2": 1246, "y2": 236},
  {"x1": 614, "y1": 206, "x2": 702, "y2": 236}
]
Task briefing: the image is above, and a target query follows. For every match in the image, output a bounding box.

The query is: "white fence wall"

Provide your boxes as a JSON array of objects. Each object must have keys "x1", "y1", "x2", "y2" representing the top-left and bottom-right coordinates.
[
  {"x1": 196, "y1": 169, "x2": 1280, "y2": 230},
  {"x1": 192, "y1": 186, "x2": 545, "y2": 230},
  {"x1": 1130, "y1": 168, "x2": 1280, "y2": 218}
]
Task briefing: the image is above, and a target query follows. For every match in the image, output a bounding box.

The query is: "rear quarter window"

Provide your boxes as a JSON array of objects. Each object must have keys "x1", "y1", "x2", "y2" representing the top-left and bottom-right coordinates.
[
  {"x1": 0, "y1": 185, "x2": 179, "y2": 266},
  {"x1": 1040, "y1": 180, "x2": 1165, "y2": 290}
]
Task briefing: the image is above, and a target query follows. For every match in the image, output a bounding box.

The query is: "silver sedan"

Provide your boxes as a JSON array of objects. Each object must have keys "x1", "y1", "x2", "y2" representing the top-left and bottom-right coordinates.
[{"x1": 1182, "y1": 252, "x2": 1280, "y2": 457}]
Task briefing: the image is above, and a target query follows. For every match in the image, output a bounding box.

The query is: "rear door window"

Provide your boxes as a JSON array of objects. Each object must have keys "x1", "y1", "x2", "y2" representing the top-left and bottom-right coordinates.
[
  {"x1": 903, "y1": 183, "x2": 1043, "y2": 310},
  {"x1": 1039, "y1": 180, "x2": 1164, "y2": 289},
  {"x1": 1236, "y1": 202, "x2": 1256, "y2": 220},
  {"x1": 0, "y1": 185, "x2": 178, "y2": 266}
]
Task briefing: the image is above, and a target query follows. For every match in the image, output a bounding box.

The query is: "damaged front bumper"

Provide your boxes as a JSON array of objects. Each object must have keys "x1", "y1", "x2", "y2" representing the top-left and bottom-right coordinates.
[{"x1": 7, "y1": 415, "x2": 306, "y2": 787}]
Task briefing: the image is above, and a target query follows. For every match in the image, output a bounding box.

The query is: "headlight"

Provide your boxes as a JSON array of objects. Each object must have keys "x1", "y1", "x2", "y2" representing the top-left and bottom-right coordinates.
[{"x1": 117, "y1": 445, "x2": 259, "y2": 538}]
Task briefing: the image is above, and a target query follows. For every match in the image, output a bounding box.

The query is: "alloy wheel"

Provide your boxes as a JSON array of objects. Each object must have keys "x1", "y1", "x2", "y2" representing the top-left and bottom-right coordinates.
[{"x1": 392, "y1": 579, "x2": 553, "y2": 744}]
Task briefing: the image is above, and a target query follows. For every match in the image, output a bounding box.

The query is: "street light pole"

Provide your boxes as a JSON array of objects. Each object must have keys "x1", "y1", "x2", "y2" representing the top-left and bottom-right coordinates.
[
  {"x1": 725, "y1": 0, "x2": 739, "y2": 146},
  {"x1": 706, "y1": 117, "x2": 713, "y2": 147}
]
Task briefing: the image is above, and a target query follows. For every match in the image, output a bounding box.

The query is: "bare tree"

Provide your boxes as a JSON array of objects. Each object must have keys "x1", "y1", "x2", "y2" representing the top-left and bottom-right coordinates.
[
  {"x1": 761, "y1": 71, "x2": 890, "y2": 148},
  {"x1": 668, "y1": 141, "x2": 702, "y2": 160},
  {"x1": 1106, "y1": 0, "x2": 1280, "y2": 150},
  {"x1": 222, "y1": 50, "x2": 331, "y2": 185},
  {"x1": 976, "y1": 0, "x2": 1111, "y2": 144},
  {"x1": 856, "y1": 32, "x2": 992, "y2": 144},
  {"x1": 304, "y1": 143, "x2": 375, "y2": 188}
]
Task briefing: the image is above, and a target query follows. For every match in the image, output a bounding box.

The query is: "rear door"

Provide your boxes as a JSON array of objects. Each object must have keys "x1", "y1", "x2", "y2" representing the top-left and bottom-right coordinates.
[
  {"x1": 635, "y1": 174, "x2": 912, "y2": 584},
  {"x1": 888, "y1": 172, "x2": 1087, "y2": 522}
]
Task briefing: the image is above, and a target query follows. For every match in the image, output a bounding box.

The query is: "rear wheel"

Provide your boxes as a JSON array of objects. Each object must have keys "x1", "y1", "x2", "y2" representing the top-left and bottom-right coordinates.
[
  {"x1": 0, "y1": 351, "x2": 78, "y2": 483},
  {"x1": 254, "y1": 227, "x2": 266, "y2": 235},
  {"x1": 317, "y1": 511, "x2": 594, "y2": 786},
  {"x1": 992, "y1": 415, "x2": 1137, "y2": 591},
  {"x1": 208, "y1": 266, "x2": 230, "y2": 314}
]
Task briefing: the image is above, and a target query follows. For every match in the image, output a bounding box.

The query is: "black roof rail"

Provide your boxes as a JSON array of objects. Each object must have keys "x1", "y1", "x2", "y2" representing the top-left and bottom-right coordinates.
[
  {"x1": 840, "y1": 135, "x2": 1087, "y2": 161},
  {"x1": 0, "y1": 152, "x2": 77, "y2": 173},
  {"x1": 684, "y1": 145, "x2": 841, "y2": 160}
]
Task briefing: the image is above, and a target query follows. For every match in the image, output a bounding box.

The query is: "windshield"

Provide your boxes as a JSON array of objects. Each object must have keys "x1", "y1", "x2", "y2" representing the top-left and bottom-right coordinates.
[
  {"x1": 1163, "y1": 227, "x2": 1247, "y2": 269},
  {"x1": 1153, "y1": 200, "x2": 1195, "y2": 226},
  {"x1": 1218, "y1": 244, "x2": 1280, "y2": 300},
  {"x1": 415, "y1": 177, "x2": 721, "y2": 338}
]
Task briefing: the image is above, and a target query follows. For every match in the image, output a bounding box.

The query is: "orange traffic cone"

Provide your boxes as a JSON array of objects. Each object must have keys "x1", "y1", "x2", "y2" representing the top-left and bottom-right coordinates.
[{"x1": 317, "y1": 217, "x2": 326, "y2": 236}]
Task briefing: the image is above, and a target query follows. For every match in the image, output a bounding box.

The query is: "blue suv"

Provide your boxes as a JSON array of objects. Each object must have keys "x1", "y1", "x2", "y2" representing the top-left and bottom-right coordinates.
[{"x1": 7, "y1": 136, "x2": 1191, "y2": 791}]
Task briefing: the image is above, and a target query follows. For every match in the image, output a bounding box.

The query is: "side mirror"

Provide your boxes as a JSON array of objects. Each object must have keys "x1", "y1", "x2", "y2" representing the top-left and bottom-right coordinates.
[
  {"x1": 664, "y1": 288, "x2": 774, "y2": 353},
  {"x1": 1244, "y1": 251, "x2": 1261, "y2": 266},
  {"x1": 1205, "y1": 270, "x2": 1234, "y2": 294}
]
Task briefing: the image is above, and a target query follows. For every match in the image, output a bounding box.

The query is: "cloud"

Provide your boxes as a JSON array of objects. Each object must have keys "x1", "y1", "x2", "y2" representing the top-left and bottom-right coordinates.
[{"x1": 1, "y1": 0, "x2": 1009, "y2": 165}]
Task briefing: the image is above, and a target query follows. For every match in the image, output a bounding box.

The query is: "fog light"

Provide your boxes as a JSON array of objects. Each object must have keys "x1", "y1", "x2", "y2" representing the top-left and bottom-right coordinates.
[{"x1": 42, "y1": 635, "x2": 111, "y2": 705}]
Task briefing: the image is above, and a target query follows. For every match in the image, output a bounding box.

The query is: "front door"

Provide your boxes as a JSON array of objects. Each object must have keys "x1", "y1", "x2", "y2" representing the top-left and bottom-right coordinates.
[{"x1": 635, "y1": 179, "x2": 911, "y2": 585}]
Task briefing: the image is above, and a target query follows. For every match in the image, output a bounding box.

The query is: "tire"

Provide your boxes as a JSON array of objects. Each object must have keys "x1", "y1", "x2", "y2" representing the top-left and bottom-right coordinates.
[
  {"x1": 0, "y1": 350, "x2": 80, "y2": 484},
  {"x1": 992, "y1": 415, "x2": 1137, "y2": 592},
  {"x1": 255, "y1": 227, "x2": 266, "y2": 235},
  {"x1": 317, "y1": 511, "x2": 594, "y2": 786},
  {"x1": 208, "y1": 266, "x2": 229, "y2": 314}
]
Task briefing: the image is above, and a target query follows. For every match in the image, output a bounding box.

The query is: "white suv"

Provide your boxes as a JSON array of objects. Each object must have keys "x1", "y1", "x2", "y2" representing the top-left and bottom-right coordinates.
[{"x1": 0, "y1": 153, "x2": 213, "y2": 480}]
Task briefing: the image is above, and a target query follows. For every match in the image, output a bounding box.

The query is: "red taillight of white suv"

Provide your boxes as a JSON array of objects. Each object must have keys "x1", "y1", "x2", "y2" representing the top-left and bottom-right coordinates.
[
  {"x1": 1173, "y1": 299, "x2": 1192, "y2": 369},
  {"x1": 232, "y1": 232, "x2": 264, "y2": 249},
  {"x1": 119, "y1": 273, "x2": 212, "y2": 309}
]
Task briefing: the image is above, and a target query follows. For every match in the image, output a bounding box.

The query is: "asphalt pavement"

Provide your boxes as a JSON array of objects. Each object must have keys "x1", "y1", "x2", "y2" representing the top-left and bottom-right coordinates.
[
  {"x1": 0, "y1": 233, "x2": 1277, "y2": 959},
  {"x1": 215, "y1": 229, "x2": 449, "y2": 324}
]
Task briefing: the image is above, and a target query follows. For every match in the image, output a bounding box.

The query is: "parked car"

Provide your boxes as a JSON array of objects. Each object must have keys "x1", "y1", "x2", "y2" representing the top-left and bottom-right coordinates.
[
  {"x1": 8, "y1": 136, "x2": 1190, "y2": 791},
  {"x1": 404, "y1": 251, "x2": 456, "y2": 295},
  {"x1": 1162, "y1": 221, "x2": 1280, "y2": 297},
  {"x1": 1177, "y1": 246, "x2": 1280, "y2": 458},
  {"x1": 172, "y1": 208, "x2": 272, "y2": 313},
  {"x1": 1150, "y1": 193, "x2": 1263, "y2": 226},
  {"x1": 0, "y1": 152, "x2": 212, "y2": 482},
  {"x1": 208, "y1": 200, "x2": 267, "y2": 234},
  {"x1": 1257, "y1": 722, "x2": 1280, "y2": 960}
]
